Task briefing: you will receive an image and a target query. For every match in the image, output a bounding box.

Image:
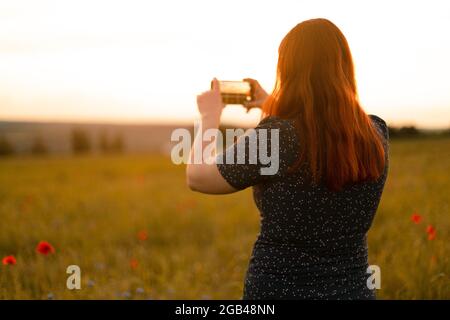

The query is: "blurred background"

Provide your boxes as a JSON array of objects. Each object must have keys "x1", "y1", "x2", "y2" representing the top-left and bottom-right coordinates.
[{"x1": 0, "y1": 0, "x2": 448, "y2": 299}]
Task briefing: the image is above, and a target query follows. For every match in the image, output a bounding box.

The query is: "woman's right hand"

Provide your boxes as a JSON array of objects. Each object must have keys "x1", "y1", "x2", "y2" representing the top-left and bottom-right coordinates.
[{"x1": 243, "y1": 78, "x2": 269, "y2": 112}]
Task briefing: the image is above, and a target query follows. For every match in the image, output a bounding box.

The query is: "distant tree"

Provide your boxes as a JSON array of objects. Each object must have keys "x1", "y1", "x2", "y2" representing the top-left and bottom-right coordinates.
[
  {"x1": 71, "y1": 128, "x2": 91, "y2": 154},
  {"x1": 387, "y1": 126, "x2": 399, "y2": 138},
  {"x1": 98, "y1": 130, "x2": 109, "y2": 153},
  {"x1": 0, "y1": 135, "x2": 14, "y2": 156},
  {"x1": 398, "y1": 126, "x2": 420, "y2": 136},
  {"x1": 388, "y1": 125, "x2": 420, "y2": 138},
  {"x1": 110, "y1": 133, "x2": 125, "y2": 153},
  {"x1": 31, "y1": 135, "x2": 48, "y2": 155},
  {"x1": 98, "y1": 131, "x2": 125, "y2": 153}
]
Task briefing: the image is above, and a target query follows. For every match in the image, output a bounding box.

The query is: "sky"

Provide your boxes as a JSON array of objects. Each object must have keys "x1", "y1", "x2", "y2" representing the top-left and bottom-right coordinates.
[{"x1": 0, "y1": 0, "x2": 449, "y2": 128}]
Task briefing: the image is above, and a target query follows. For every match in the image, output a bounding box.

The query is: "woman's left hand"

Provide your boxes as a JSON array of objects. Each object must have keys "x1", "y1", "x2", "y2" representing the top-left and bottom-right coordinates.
[{"x1": 196, "y1": 78, "x2": 224, "y2": 121}]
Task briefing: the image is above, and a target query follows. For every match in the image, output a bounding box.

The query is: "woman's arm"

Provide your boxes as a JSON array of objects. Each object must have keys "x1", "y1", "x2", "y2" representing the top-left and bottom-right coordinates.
[{"x1": 186, "y1": 79, "x2": 237, "y2": 194}]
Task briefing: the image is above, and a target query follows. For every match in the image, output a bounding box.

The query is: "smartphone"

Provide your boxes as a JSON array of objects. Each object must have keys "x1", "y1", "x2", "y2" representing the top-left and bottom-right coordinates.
[{"x1": 211, "y1": 80, "x2": 254, "y2": 105}]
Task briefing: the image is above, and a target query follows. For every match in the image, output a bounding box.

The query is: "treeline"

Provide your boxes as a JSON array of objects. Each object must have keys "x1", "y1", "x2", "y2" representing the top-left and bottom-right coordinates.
[
  {"x1": 1, "y1": 125, "x2": 450, "y2": 157},
  {"x1": 71, "y1": 129, "x2": 124, "y2": 154},
  {"x1": 388, "y1": 126, "x2": 420, "y2": 138},
  {"x1": 0, "y1": 128, "x2": 125, "y2": 156},
  {"x1": 388, "y1": 126, "x2": 450, "y2": 138}
]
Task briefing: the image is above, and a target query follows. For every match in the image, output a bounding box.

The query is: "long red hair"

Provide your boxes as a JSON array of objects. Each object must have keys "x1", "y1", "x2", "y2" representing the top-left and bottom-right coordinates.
[{"x1": 264, "y1": 18, "x2": 385, "y2": 191}]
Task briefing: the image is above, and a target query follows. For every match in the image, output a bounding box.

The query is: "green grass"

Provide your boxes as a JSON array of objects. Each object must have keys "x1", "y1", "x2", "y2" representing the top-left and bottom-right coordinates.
[{"x1": 0, "y1": 138, "x2": 449, "y2": 299}]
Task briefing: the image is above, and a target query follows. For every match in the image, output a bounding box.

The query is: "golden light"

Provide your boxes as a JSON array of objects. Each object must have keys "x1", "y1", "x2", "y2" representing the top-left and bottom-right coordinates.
[{"x1": 0, "y1": 0, "x2": 449, "y2": 127}]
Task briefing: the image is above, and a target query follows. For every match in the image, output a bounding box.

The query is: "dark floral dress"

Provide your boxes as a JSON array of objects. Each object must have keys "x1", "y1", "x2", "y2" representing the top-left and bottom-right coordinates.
[{"x1": 216, "y1": 115, "x2": 389, "y2": 299}]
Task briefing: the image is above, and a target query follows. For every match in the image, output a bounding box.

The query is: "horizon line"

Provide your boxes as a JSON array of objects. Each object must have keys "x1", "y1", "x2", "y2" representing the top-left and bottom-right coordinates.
[{"x1": 0, "y1": 116, "x2": 448, "y2": 130}]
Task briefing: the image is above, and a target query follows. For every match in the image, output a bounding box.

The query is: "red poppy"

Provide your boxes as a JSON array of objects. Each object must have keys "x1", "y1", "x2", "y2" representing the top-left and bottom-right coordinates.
[
  {"x1": 137, "y1": 230, "x2": 148, "y2": 241},
  {"x1": 130, "y1": 258, "x2": 139, "y2": 269},
  {"x1": 410, "y1": 213, "x2": 422, "y2": 224},
  {"x1": 36, "y1": 241, "x2": 55, "y2": 255},
  {"x1": 2, "y1": 255, "x2": 17, "y2": 265},
  {"x1": 426, "y1": 225, "x2": 436, "y2": 240}
]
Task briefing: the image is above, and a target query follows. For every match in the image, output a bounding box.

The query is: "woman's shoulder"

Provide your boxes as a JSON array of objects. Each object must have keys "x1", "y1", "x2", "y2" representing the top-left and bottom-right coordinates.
[
  {"x1": 255, "y1": 115, "x2": 300, "y2": 163},
  {"x1": 256, "y1": 115, "x2": 298, "y2": 143},
  {"x1": 257, "y1": 115, "x2": 296, "y2": 131},
  {"x1": 369, "y1": 114, "x2": 387, "y2": 127},
  {"x1": 369, "y1": 114, "x2": 389, "y2": 139}
]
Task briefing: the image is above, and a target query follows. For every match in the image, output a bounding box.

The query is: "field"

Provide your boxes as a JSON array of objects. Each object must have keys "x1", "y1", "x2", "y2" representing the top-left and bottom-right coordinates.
[{"x1": 0, "y1": 138, "x2": 449, "y2": 300}]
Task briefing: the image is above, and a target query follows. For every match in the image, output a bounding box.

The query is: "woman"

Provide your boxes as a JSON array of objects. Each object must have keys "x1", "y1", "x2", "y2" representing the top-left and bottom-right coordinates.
[{"x1": 186, "y1": 18, "x2": 388, "y2": 299}]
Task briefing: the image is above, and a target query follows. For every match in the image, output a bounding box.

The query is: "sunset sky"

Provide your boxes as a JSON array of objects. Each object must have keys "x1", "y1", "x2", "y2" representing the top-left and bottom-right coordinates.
[{"x1": 0, "y1": 0, "x2": 449, "y2": 128}]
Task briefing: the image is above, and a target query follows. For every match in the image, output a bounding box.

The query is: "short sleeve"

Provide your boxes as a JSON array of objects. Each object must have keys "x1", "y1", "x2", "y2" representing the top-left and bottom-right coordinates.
[
  {"x1": 369, "y1": 114, "x2": 390, "y2": 173},
  {"x1": 369, "y1": 114, "x2": 389, "y2": 141},
  {"x1": 216, "y1": 116, "x2": 299, "y2": 190}
]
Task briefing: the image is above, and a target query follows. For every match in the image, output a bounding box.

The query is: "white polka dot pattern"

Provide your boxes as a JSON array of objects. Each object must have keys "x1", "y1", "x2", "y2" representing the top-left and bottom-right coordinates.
[{"x1": 217, "y1": 115, "x2": 389, "y2": 300}]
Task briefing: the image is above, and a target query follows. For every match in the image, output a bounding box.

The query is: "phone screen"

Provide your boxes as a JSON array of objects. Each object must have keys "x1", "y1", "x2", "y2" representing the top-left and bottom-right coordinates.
[{"x1": 212, "y1": 80, "x2": 253, "y2": 105}]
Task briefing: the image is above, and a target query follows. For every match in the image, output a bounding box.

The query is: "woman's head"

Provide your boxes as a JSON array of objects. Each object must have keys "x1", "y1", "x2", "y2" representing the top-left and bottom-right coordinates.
[{"x1": 264, "y1": 18, "x2": 385, "y2": 191}]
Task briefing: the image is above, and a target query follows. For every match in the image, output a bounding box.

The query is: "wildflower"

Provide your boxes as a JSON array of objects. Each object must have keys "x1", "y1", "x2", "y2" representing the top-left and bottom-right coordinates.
[
  {"x1": 137, "y1": 230, "x2": 148, "y2": 241},
  {"x1": 2, "y1": 255, "x2": 17, "y2": 265},
  {"x1": 95, "y1": 262, "x2": 106, "y2": 270},
  {"x1": 426, "y1": 225, "x2": 436, "y2": 240},
  {"x1": 36, "y1": 241, "x2": 55, "y2": 255},
  {"x1": 428, "y1": 232, "x2": 436, "y2": 241},
  {"x1": 136, "y1": 287, "x2": 145, "y2": 294},
  {"x1": 130, "y1": 258, "x2": 139, "y2": 269},
  {"x1": 167, "y1": 287, "x2": 175, "y2": 295},
  {"x1": 410, "y1": 213, "x2": 422, "y2": 224}
]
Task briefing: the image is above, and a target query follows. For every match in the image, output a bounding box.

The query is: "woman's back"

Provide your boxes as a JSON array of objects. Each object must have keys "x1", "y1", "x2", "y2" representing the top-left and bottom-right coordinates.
[
  {"x1": 189, "y1": 18, "x2": 390, "y2": 300},
  {"x1": 217, "y1": 114, "x2": 389, "y2": 299}
]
